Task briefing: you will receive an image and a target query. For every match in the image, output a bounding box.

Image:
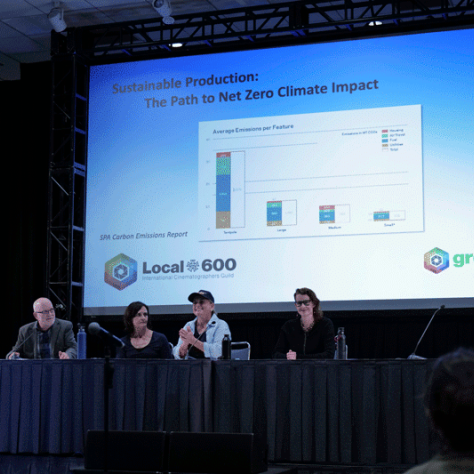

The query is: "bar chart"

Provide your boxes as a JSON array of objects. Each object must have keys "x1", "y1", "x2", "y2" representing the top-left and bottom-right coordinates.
[
  {"x1": 216, "y1": 151, "x2": 245, "y2": 229},
  {"x1": 198, "y1": 105, "x2": 423, "y2": 242}
]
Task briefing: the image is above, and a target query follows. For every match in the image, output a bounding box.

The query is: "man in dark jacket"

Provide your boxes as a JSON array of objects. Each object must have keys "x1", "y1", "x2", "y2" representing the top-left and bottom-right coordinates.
[{"x1": 6, "y1": 297, "x2": 77, "y2": 359}]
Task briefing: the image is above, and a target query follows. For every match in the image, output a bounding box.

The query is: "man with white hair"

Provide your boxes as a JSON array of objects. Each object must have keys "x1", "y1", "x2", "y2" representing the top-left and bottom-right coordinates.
[{"x1": 6, "y1": 297, "x2": 77, "y2": 359}]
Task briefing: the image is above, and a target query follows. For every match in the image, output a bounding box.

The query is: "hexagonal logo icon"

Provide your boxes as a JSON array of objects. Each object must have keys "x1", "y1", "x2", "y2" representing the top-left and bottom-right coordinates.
[
  {"x1": 424, "y1": 247, "x2": 449, "y2": 274},
  {"x1": 104, "y1": 253, "x2": 138, "y2": 290}
]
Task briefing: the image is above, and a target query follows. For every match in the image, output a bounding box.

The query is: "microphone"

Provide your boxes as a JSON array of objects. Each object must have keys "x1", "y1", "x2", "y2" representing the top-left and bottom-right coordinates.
[
  {"x1": 55, "y1": 303, "x2": 66, "y2": 310},
  {"x1": 186, "y1": 320, "x2": 217, "y2": 355},
  {"x1": 88, "y1": 322, "x2": 125, "y2": 348},
  {"x1": 8, "y1": 330, "x2": 37, "y2": 359},
  {"x1": 408, "y1": 305, "x2": 445, "y2": 360}
]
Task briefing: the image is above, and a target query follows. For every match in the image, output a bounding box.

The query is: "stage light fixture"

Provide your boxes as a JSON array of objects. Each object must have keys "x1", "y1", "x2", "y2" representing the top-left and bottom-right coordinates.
[
  {"x1": 48, "y1": 3, "x2": 67, "y2": 33},
  {"x1": 153, "y1": 0, "x2": 175, "y2": 24}
]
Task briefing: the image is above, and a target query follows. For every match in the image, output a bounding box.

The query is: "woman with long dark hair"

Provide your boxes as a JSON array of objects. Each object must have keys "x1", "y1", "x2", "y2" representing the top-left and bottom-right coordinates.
[
  {"x1": 117, "y1": 301, "x2": 172, "y2": 359},
  {"x1": 273, "y1": 288, "x2": 334, "y2": 359}
]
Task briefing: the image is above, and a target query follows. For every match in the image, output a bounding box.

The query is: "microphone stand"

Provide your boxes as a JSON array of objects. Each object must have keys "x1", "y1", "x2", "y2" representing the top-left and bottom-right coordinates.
[
  {"x1": 88, "y1": 324, "x2": 120, "y2": 473},
  {"x1": 9, "y1": 331, "x2": 35, "y2": 359},
  {"x1": 408, "y1": 305, "x2": 445, "y2": 360},
  {"x1": 103, "y1": 344, "x2": 115, "y2": 473},
  {"x1": 185, "y1": 319, "x2": 217, "y2": 358}
]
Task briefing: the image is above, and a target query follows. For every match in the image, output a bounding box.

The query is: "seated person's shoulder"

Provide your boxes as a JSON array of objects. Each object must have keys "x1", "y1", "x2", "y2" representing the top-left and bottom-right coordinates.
[
  {"x1": 21, "y1": 321, "x2": 36, "y2": 330},
  {"x1": 57, "y1": 319, "x2": 74, "y2": 328},
  {"x1": 153, "y1": 331, "x2": 169, "y2": 342}
]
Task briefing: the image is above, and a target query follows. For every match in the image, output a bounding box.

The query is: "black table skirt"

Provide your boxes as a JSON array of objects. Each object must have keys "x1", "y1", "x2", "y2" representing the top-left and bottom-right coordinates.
[{"x1": 0, "y1": 359, "x2": 432, "y2": 465}]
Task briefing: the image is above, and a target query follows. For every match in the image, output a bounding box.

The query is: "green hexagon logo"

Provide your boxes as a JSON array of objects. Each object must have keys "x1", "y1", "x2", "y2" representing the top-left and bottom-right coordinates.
[
  {"x1": 424, "y1": 247, "x2": 449, "y2": 274},
  {"x1": 104, "y1": 253, "x2": 138, "y2": 290}
]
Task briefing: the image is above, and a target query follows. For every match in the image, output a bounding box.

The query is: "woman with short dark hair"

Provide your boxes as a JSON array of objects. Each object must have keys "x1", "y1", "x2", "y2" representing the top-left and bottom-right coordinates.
[
  {"x1": 117, "y1": 301, "x2": 172, "y2": 359},
  {"x1": 273, "y1": 288, "x2": 335, "y2": 359}
]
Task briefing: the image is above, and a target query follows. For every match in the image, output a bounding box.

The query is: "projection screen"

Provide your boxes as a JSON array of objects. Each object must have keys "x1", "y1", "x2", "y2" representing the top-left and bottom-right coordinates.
[{"x1": 84, "y1": 26, "x2": 474, "y2": 316}]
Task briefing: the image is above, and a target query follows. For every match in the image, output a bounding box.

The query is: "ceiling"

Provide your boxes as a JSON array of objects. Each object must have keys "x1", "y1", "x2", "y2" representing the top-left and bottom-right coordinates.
[
  {"x1": 0, "y1": 0, "x2": 301, "y2": 81},
  {"x1": 1, "y1": 0, "x2": 470, "y2": 81}
]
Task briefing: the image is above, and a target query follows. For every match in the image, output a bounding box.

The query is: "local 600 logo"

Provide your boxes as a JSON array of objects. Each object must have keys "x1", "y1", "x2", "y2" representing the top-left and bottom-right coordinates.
[{"x1": 104, "y1": 253, "x2": 138, "y2": 290}]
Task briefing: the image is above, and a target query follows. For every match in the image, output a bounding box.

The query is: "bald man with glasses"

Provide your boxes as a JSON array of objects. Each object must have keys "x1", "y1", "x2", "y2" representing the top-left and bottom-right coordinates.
[{"x1": 6, "y1": 297, "x2": 77, "y2": 360}]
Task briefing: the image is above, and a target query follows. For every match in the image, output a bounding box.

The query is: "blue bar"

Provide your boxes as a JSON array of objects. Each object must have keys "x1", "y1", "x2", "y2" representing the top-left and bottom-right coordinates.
[{"x1": 216, "y1": 174, "x2": 231, "y2": 212}]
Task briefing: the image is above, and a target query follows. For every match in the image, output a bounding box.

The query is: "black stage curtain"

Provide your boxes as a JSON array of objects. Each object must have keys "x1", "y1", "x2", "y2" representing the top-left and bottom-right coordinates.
[
  {"x1": 3, "y1": 63, "x2": 51, "y2": 357},
  {"x1": 81, "y1": 308, "x2": 474, "y2": 360},
  {"x1": 0, "y1": 359, "x2": 434, "y2": 466}
]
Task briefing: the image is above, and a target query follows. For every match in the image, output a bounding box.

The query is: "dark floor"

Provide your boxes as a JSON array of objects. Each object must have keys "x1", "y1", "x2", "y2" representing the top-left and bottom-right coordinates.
[
  {"x1": 278, "y1": 465, "x2": 407, "y2": 474},
  {"x1": 0, "y1": 454, "x2": 84, "y2": 473},
  {"x1": 279, "y1": 465, "x2": 412, "y2": 474},
  {"x1": 0, "y1": 455, "x2": 412, "y2": 474}
]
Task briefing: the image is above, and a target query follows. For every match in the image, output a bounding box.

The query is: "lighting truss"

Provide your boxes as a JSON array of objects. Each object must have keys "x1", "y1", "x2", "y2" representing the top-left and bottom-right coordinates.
[
  {"x1": 47, "y1": 0, "x2": 474, "y2": 321},
  {"x1": 57, "y1": 0, "x2": 474, "y2": 63}
]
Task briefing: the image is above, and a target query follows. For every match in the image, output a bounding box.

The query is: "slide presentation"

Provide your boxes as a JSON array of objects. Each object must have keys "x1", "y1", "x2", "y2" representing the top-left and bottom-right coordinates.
[{"x1": 84, "y1": 27, "x2": 474, "y2": 316}]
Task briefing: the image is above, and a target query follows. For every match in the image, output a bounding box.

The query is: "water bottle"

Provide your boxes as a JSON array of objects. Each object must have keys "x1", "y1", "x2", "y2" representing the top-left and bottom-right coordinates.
[
  {"x1": 222, "y1": 334, "x2": 231, "y2": 360},
  {"x1": 77, "y1": 325, "x2": 87, "y2": 359},
  {"x1": 336, "y1": 327, "x2": 346, "y2": 360}
]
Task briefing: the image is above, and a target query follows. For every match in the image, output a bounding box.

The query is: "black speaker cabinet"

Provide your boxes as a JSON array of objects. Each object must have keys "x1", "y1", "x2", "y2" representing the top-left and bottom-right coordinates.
[
  {"x1": 167, "y1": 432, "x2": 267, "y2": 474},
  {"x1": 84, "y1": 430, "x2": 167, "y2": 472}
]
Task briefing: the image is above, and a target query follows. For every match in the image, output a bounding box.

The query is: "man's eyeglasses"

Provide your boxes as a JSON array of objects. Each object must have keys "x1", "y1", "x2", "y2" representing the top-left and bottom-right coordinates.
[
  {"x1": 37, "y1": 308, "x2": 55, "y2": 315},
  {"x1": 295, "y1": 300, "x2": 312, "y2": 307}
]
